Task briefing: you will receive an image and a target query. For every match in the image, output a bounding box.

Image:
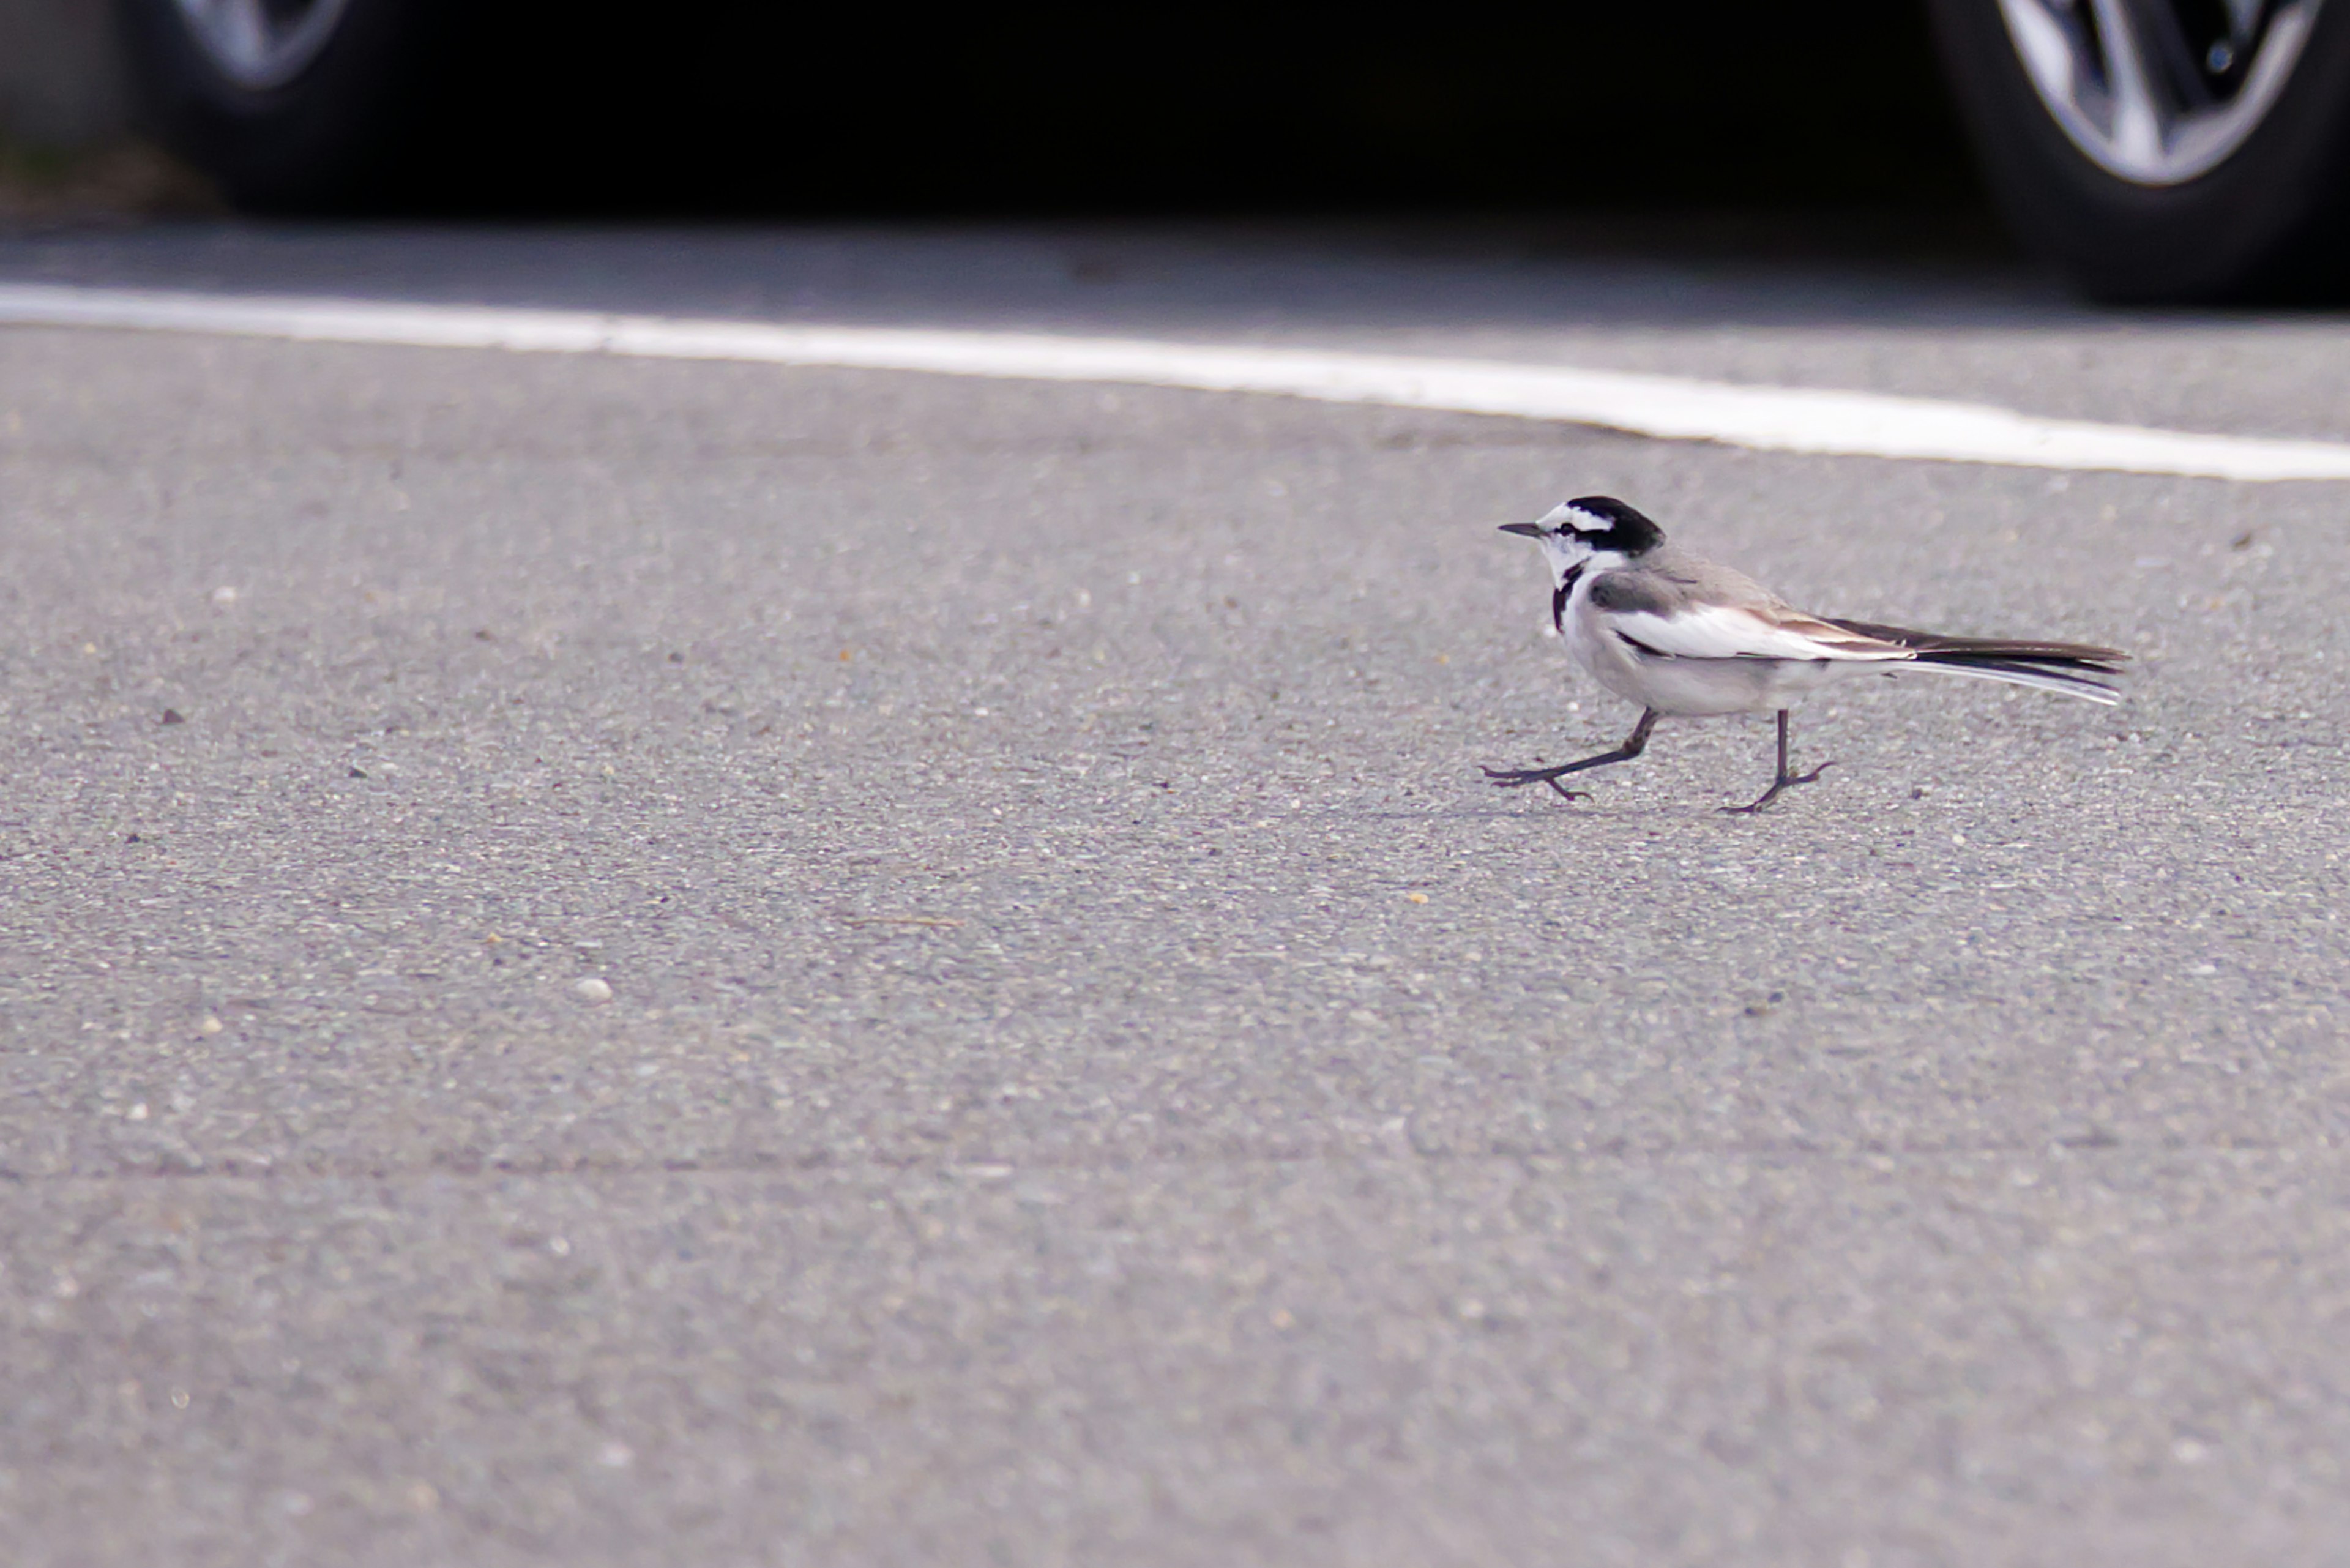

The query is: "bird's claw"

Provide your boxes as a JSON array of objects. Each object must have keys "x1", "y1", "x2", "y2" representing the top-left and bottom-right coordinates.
[
  {"x1": 1482, "y1": 764, "x2": 1589, "y2": 802},
  {"x1": 1718, "y1": 761, "x2": 1834, "y2": 815}
]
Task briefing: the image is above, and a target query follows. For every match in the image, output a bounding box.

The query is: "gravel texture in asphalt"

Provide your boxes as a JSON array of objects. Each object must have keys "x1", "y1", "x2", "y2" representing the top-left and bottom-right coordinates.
[{"x1": 3, "y1": 230, "x2": 2348, "y2": 1566}]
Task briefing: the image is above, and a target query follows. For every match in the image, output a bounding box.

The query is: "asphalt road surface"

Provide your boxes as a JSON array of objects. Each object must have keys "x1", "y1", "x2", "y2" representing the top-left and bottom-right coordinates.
[{"x1": 4, "y1": 223, "x2": 2349, "y2": 1567}]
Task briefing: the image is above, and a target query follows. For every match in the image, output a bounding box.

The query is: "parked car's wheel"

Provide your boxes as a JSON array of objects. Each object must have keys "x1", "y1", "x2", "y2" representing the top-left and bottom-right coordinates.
[
  {"x1": 116, "y1": 0, "x2": 448, "y2": 211},
  {"x1": 1929, "y1": 0, "x2": 2350, "y2": 302}
]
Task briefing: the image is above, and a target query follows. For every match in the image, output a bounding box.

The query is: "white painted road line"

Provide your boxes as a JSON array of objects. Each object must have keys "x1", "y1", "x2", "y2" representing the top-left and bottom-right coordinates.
[{"x1": 7, "y1": 280, "x2": 2350, "y2": 482}]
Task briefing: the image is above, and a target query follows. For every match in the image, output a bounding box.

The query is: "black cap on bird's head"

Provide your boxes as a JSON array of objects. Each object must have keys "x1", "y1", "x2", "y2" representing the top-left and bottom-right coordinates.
[{"x1": 1498, "y1": 496, "x2": 1665, "y2": 558}]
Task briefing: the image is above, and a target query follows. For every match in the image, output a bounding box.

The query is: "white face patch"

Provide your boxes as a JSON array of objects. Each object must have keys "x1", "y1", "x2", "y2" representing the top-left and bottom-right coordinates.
[
  {"x1": 1535, "y1": 527, "x2": 1605, "y2": 590},
  {"x1": 1537, "y1": 501, "x2": 1613, "y2": 538}
]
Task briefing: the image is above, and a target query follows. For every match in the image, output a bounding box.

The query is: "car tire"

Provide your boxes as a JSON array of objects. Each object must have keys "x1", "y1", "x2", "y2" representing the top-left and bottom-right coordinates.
[
  {"x1": 116, "y1": 0, "x2": 451, "y2": 212},
  {"x1": 1928, "y1": 0, "x2": 2350, "y2": 302}
]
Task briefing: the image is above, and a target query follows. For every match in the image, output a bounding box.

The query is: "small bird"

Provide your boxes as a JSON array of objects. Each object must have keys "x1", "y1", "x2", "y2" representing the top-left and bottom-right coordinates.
[{"x1": 1486, "y1": 496, "x2": 2127, "y2": 813}]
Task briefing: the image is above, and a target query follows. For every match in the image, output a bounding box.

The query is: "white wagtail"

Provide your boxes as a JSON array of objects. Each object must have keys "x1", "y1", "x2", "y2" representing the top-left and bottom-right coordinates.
[{"x1": 1485, "y1": 496, "x2": 2127, "y2": 813}]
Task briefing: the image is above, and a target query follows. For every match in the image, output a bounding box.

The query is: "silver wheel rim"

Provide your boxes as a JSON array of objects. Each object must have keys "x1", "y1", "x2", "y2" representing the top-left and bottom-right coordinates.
[
  {"x1": 172, "y1": 0, "x2": 354, "y2": 91},
  {"x1": 1996, "y1": 0, "x2": 2324, "y2": 185}
]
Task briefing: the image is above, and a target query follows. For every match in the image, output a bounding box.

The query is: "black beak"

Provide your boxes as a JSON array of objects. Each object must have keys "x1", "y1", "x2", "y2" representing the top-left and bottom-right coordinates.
[{"x1": 1497, "y1": 521, "x2": 1545, "y2": 538}]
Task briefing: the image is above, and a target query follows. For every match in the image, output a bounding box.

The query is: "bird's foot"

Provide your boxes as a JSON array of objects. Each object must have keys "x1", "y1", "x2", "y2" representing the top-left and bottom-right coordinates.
[
  {"x1": 1481, "y1": 764, "x2": 1590, "y2": 802},
  {"x1": 1719, "y1": 761, "x2": 1833, "y2": 815}
]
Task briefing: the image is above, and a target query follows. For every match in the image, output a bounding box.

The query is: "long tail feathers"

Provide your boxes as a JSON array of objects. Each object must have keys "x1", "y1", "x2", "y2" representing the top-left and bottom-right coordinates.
[
  {"x1": 1824, "y1": 618, "x2": 2128, "y2": 706},
  {"x1": 1901, "y1": 655, "x2": 2123, "y2": 703}
]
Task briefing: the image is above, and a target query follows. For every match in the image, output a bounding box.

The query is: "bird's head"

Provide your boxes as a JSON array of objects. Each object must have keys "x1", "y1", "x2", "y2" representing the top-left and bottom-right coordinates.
[{"x1": 1498, "y1": 496, "x2": 1665, "y2": 588}]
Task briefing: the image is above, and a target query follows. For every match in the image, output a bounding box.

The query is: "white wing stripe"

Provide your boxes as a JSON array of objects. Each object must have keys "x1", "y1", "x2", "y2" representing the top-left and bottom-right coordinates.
[{"x1": 1602, "y1": 605, "x2": 1911, "y2": 663}]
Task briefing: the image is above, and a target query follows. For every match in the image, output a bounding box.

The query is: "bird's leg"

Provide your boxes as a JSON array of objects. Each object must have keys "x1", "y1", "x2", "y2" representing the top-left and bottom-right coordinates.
[
  {"x1": 1721, "y1": 709, "x2": 1832, "y2": 814},
  {"x1": 1483, "y1": 710, "x2": 1658, "y2": 802}
]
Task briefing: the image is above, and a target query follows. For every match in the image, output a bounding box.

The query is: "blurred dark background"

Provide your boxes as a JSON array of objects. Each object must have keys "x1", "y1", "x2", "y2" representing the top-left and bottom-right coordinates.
[
  {"x1": 453, "y1": 3, "x2": 1983, "y2": 215},
  {"x1": 28, "y1": 0, "x2": 2350, "y2": 302},
  {"x1": 351, "y1": 3, "x2": 1983, "y2": 214},
  {"x1": 2, "y1": 1, "x2": 1981, "y2": 217}
]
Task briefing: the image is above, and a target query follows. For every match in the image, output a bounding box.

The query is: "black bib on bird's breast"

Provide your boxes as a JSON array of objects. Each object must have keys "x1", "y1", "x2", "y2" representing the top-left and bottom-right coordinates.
[{"x1": 1551, "y1": 564, "x2": 1584, "y2": 633}]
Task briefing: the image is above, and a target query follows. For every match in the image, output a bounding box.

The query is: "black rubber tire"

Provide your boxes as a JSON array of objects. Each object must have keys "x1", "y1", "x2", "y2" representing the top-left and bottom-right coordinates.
[
  {"x1": 1927, "y1": 0, "x2": 2350, "y2": 302},
  {"x1": 114, "y1": 0, "x2": 452, "y2": 213}
]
